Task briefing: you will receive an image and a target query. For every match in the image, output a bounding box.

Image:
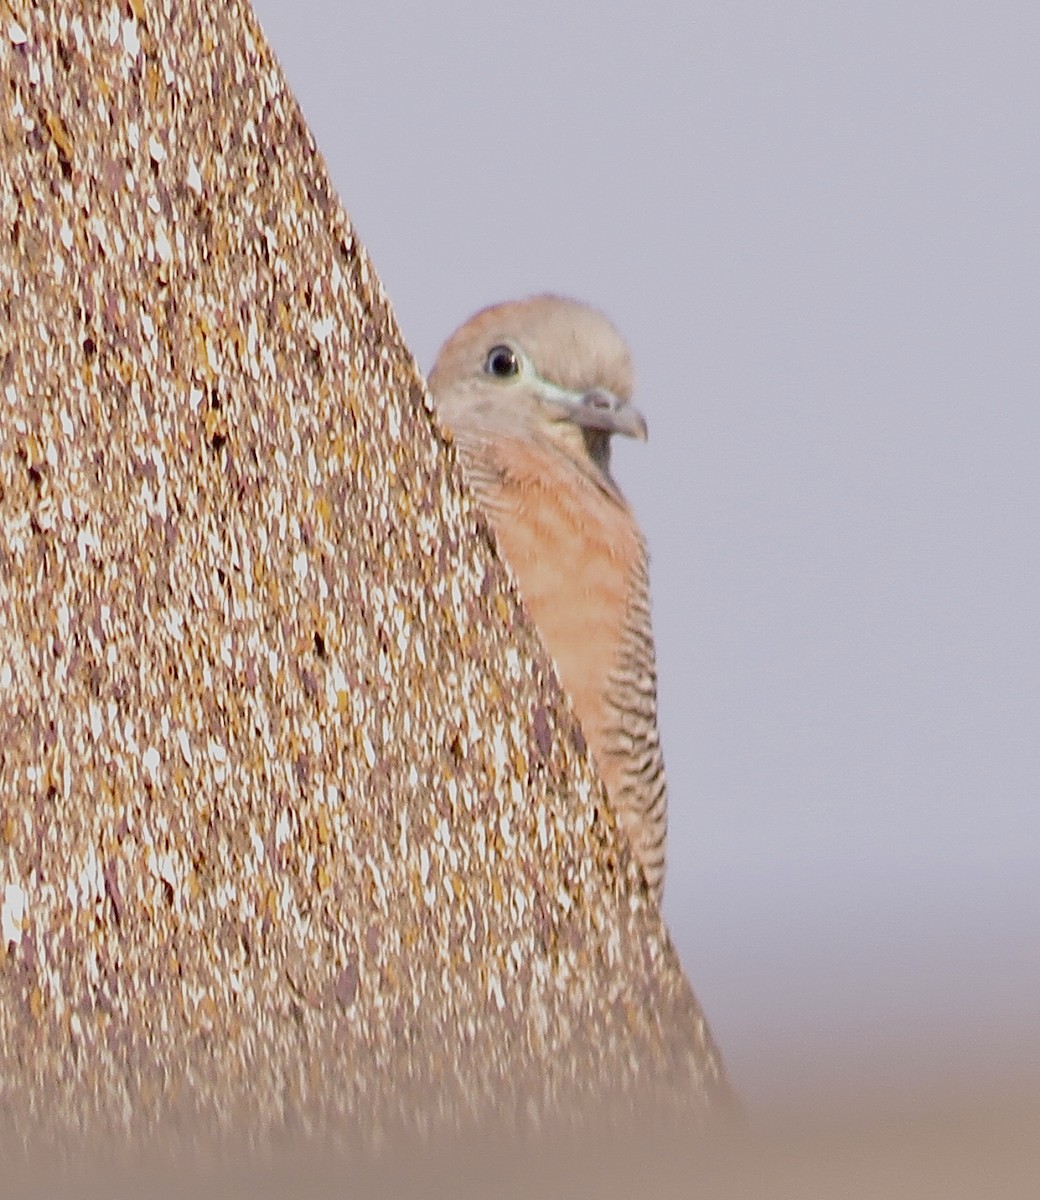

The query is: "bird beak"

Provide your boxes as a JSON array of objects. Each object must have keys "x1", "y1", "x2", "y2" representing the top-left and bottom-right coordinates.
[{"x1": 544, "y1": 387, "x2": 649, "y2": 442}]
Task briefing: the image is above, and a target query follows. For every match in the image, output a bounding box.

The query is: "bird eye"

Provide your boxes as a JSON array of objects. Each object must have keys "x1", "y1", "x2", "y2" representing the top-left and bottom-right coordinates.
[{"x1": 484, "y1": 344, "x2": 520, "y2": 379}]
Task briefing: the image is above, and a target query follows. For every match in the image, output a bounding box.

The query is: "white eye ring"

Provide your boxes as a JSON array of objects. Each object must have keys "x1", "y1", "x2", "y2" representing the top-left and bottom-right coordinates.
[{"x1": 484, "y1": 344, "x2": 521, "y2": 379}]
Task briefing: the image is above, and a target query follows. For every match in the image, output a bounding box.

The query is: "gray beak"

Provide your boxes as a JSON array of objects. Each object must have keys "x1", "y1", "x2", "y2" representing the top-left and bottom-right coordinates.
[{"x1": 553, "y1": 388, "x2": 649, "y2": 442}]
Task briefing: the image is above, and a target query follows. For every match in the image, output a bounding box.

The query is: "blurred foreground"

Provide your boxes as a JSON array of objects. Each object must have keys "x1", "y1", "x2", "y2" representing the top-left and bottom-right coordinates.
[{"x1": 8, "y1": 1070, "x2": 1038, "y2": 1198}]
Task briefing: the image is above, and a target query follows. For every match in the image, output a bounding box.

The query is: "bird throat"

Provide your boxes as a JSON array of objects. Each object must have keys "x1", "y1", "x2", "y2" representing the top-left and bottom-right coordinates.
[{"x1": 581, "y1": 428, "x2": 612, "y2": 473}]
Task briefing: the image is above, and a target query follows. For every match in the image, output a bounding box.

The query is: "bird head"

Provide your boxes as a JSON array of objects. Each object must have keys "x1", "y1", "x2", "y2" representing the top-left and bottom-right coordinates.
[{"x1": 428, "y1": 295, "x2": 647, "y2": 478}]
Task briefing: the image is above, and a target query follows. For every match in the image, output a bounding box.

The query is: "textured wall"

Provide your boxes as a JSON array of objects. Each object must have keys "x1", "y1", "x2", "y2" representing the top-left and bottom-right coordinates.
[{"x1": 0, "y1": 0, "x2": 727, "y2": 1152}]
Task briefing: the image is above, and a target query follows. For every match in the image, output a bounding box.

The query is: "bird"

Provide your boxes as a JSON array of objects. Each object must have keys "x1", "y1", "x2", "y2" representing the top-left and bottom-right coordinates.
[{"x1": 428, "y1": 295, "x2": 668, "y2": 902}]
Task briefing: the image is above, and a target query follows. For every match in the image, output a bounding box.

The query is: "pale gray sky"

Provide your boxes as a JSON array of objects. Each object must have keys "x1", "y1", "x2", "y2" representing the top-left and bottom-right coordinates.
[{"x1": 251, "y1": 0, "x2": 1040, "y2": 1103}]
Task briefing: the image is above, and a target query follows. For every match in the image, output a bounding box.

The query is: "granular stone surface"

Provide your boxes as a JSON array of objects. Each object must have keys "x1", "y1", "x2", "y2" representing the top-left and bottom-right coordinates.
[{"x1": 0, "y1": 0, "x2": 729, "y2": 1152}]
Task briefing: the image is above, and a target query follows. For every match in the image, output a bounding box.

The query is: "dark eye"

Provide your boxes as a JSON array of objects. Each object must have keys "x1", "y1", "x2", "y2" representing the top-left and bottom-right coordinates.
[{"x1": 484, "y1": 344, "x2": 520, "y2": 379}]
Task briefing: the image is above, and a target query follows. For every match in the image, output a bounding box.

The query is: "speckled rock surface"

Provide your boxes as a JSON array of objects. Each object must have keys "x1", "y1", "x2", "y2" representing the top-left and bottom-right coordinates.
[{"x1": 0, "y1": 0, "x2": 728, "y2": 1150}]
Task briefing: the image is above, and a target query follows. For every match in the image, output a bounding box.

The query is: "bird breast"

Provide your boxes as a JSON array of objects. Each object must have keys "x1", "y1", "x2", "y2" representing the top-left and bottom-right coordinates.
[{"x1": 465, "y1": 433, "x2": 645, "y2": 801}]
